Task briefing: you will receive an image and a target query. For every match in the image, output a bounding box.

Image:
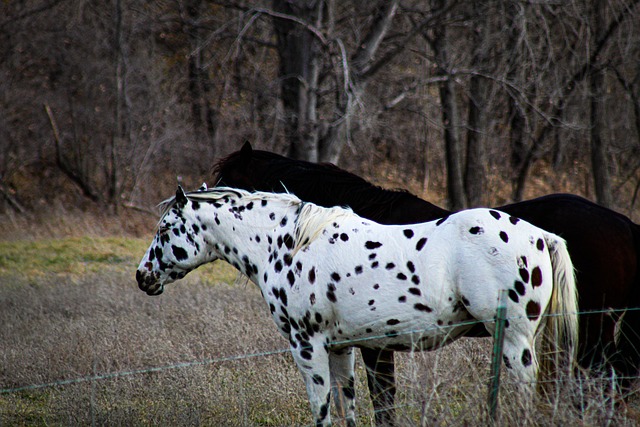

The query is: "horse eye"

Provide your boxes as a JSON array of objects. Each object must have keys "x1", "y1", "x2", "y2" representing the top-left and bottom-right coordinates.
[{"x1": 158, "y1": 225, "x2": 170, "y2": 234}]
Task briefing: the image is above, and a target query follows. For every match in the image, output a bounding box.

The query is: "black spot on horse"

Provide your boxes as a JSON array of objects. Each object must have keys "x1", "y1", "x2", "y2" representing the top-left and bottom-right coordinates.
[
  {"x1": 331, "y1": 272, "x2": 341, "y2": 282},
  {"x1": 340, "y1": 233, "x2": 349, "y2": 241},
  {"x1": 171, "y1": 245, "x2": 188, "y2": 261},
  {"x1": 283, "y1": 234, "x2": 295, "y2": 250},
  {"x1": 398, "y1": 296, "x2": 407, "y2": 303},
  {"x1": 365, "y1": 241, "x2": 383, "y2": 250},
  {"x1": 308, "y1": 267, "x2": 316, "y2": 284},
  {"x1": 508, "y1": 289, "x2": 519, "y2": 303},
  {"x1": 407, "y1": 261, "x2": 415, "y2": 273},
  {"x1": 397, "y1": 273, "x2": 407, "y2": 280},
  {"x1": 280, "y1": 216, "x2": 288, "y2": 227},
  {"x1": 490, "y1": 210, "x2": 501, "y2": 220},
  {"x1": 521, "y1": 348, "x2": 532, "y2": 367},
  {"x1": 274, "y1": 260, "x2": 283, "y2": 273},
  {"x1": 469, "y1": 226, "x2": 484, "y2": 235},
  {"x1": 503, "y1": 355, "x2": 513, "y2": 369},
  {"x1": 312, "y1": 374, "x2": 324, "y2": 385},
  {"x1": 403, "y1": 229, "x2": 414, "y2": 238},
  {"x1": 310, "y1": 293, "x2": 316, "y2": 305},
  {"x1": 371, "y1": 261, "x2": 379, "y2": 269},
  {"x1": 414, "y1": 303, "x2": 432, "y2": 312},
  {"x1": 514, "y1": 280, "x2": 526, "y2": 296},
  {"x1": 386, "y1": 263, "x2": 395, "y2": 270},
  {"x1": 354, "y1": 265, "x2": 363, "y2": 275},
  {"x1": 416, "y1": 237, "x2": 428, "y2": 251},
  {"x1": 387, "y1": 319, "x2": 400, "y2": 325},
  {"x1": 408, "y1": 287, "x2": 421, "y2": 296},
  {"x1": 343, "y1": 377, "x2": 355, "y2": 400},
  {"x1": 519, "y1": 268, "x2": 529, "y2": 283},
  {"x1": 499, "y1": 231, "x2": 509, "y2": 243},
  {"x1": 531, "y1": 266, "x2": 543, "y2": 287},
  {"x1": 526, "y1": 300, "x2": 541, "y2": 321},
  {"x1": 509, "y1": 216, "x2": 520, "y2": 225},
  {"x1": 283, "y1": 253, "x2": 293, "y2": 266},
  {"x1": 411, "y1": 275, "x2": 420, "y2": 284},
  {"x1": 287, "y1": 270, "x2": 295, "y2": 286},
  {"x1": 536, "y1": 238, "x2": 545, "y2": 251}
]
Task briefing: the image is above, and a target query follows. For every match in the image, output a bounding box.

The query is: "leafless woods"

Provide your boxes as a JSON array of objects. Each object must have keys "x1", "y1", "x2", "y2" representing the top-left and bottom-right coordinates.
[{"x1": 1, "y1": 1, "x2": 639, "y2": 215}]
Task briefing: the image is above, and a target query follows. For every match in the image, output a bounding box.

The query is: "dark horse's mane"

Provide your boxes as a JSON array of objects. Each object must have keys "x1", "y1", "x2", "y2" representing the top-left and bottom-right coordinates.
[{"x1": 213, "y1": 147, "x2": 449, "y2": 224}]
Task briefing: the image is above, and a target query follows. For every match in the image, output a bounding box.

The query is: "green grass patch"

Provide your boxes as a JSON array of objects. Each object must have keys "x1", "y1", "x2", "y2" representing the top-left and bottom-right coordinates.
[{"x1": 0, "y1": 236, "x2": 238, "y2": 284}]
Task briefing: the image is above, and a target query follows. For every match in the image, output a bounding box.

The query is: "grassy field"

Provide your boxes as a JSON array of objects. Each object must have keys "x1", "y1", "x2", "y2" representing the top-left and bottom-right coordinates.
[{"x1": 1, "y1": 235, "x2": 640, "y2": 426}]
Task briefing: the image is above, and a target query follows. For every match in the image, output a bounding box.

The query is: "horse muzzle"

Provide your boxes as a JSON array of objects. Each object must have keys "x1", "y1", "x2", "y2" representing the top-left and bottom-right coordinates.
[{"x1": 136, "y1": 269, "x2": 164, "y2": 296}]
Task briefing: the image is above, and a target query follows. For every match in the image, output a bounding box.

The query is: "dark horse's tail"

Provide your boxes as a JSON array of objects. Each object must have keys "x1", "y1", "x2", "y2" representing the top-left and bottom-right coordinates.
[{"x1": 615, "y1": 221, "x2": 640, "y2": 387}]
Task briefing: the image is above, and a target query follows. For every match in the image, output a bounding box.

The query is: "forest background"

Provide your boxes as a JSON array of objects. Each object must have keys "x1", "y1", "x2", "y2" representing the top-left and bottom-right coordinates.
[{"x1": 2, "y1": 0, "x2": 640, "y2": 233}]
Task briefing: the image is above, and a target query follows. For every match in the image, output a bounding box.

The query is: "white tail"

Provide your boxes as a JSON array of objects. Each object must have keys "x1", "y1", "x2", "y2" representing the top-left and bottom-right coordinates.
[{"x1": 539, "y1": 233, "x2": 579, "y2": 383}]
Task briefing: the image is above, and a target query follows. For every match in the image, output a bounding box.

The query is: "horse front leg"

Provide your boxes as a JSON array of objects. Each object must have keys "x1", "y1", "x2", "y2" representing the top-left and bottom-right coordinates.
[
  {"x1": 329, "y1": 347, "x2": 356, "y2": 427},
  {"x1": 291, "y1": 336, "x2": 333, "y2": 427},
  {"x1": 361, "y1": 348, "x2": 396, "y2": 426}
]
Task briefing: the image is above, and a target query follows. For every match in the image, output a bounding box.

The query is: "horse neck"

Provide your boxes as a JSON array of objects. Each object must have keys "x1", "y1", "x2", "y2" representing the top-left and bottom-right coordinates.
[{"x1": 200, "y1": 197, "x2": 299, "y2": 285}]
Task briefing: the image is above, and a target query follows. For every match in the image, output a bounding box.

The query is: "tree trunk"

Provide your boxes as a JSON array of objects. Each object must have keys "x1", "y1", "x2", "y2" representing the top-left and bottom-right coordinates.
[
  {"x1": 185, "y1": 0, "x2": 218, "y2": 162},
  {"x1": 589, "y1": 1, "x2": 613, "y2": 207},
  {"x1": 465, "y1": 2, "x2": 489, "y2": 207},
  {"x1": 272, "y1": 0, "x2": 399, "y2": 163},
  {"x1": 110, "y1": 0, "x2": 124, "y2": 211},
  {"x1": 433, "y1": 2, "x2": 466, "y2": 211},
  {"x1": 272, "y1": 0, "x2": 322, "y2": 162}
]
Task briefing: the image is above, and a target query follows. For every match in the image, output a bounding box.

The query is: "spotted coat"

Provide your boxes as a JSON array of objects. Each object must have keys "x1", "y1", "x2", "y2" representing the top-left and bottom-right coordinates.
[{"x1": 137, "y1": 187, "x2": 578, "y2": 427}]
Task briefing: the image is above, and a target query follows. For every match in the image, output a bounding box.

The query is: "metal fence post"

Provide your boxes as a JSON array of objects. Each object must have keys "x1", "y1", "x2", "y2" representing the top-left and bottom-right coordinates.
[{"x1": 488, "y1": 289, "x2": 508, "y2": 423}]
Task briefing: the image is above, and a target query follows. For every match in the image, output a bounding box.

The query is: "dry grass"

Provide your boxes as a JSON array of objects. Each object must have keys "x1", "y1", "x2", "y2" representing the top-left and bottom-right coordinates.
[{"x1": 2, "y1": 237, "x2": 640, "y2": 426}]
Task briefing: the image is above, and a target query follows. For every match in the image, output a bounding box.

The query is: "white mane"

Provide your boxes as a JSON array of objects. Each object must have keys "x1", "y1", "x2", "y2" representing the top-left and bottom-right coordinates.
[
  {"x1": 158, "y1": 186, "x2": 355, "y2": 254},
  {"x1": 158, "y1": 187, "x2": 303, "y2": 218},
  {"x1": 293, "y1": 203, "x2": 355, "y2": 254}
]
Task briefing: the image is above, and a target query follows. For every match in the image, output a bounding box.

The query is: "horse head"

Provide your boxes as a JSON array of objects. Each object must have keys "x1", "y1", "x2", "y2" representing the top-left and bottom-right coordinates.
[{"x1": 136, "y1": 186, "x2": 214, "y2": 295}]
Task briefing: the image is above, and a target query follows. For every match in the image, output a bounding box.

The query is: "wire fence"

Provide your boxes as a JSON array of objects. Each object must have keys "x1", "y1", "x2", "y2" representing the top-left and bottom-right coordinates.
[{"x1": 2, "y1": 305, "x2": 639, "y2": 397}]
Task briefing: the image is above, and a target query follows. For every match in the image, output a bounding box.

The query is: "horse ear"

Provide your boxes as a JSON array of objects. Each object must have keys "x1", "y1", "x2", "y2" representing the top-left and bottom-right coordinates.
[
  {"x1": 176, "y1": 185, "x2": 188, "y2": 205},
  {"x1": 240, "y1": 141, "x2": 253, "y2": 162},
  {"x1": 198, "y1": 182, "x2": 207, "y2": 191}
]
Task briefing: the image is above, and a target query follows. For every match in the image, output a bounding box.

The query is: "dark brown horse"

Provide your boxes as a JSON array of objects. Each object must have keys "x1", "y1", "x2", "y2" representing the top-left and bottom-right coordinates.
[{"x1": 213, "y1": 142, "x2": 640, "y2": 425}]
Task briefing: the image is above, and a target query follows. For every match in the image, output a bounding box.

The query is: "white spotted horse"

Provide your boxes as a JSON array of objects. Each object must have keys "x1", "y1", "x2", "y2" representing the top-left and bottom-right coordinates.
[{"x1": 137, "y1": 186, "x2": 579, "y2": 427}]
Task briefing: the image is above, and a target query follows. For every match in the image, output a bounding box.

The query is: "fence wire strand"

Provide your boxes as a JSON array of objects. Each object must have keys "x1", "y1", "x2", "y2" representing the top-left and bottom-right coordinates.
[{"x1": 2, "y1": 306, "x2": 640, "y2": 396}]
